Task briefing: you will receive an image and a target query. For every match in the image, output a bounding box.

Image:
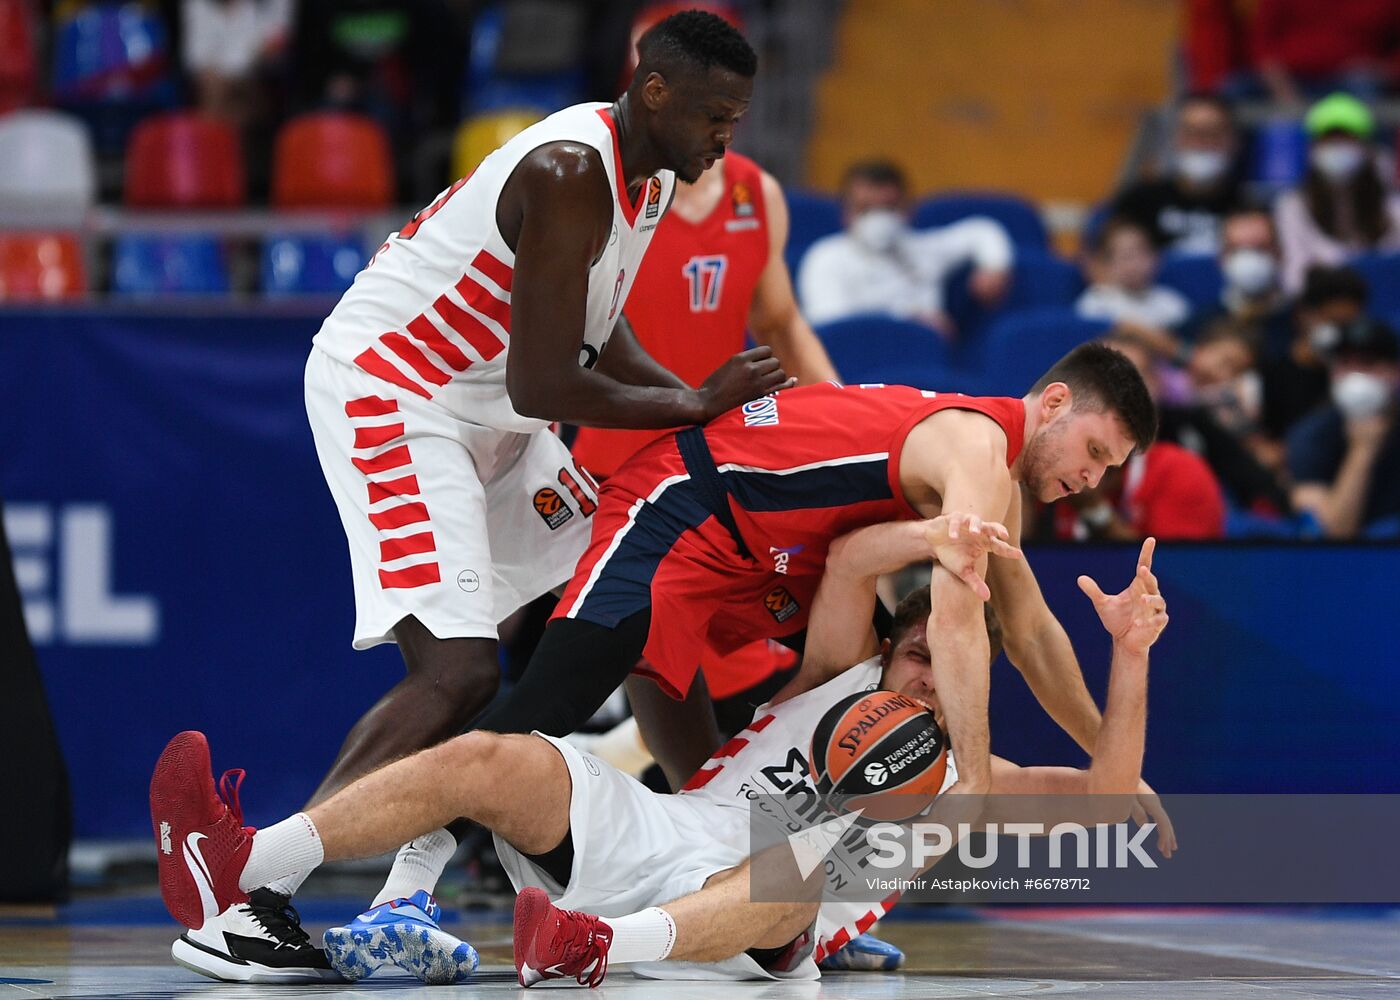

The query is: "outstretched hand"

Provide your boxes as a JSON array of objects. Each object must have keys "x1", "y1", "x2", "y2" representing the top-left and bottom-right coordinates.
[
  {"x1": 923, "y1": 512, "x2": 1023, "y2": 602},
  {"x1": 1077, "y1": 537, "x2": 1168, "y2": 654}
]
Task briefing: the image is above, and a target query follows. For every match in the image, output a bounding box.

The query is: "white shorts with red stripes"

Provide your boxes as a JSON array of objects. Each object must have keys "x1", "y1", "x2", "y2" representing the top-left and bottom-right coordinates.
[{"x1": 305, "y1": 348, "x2": 597, "y2": 649}]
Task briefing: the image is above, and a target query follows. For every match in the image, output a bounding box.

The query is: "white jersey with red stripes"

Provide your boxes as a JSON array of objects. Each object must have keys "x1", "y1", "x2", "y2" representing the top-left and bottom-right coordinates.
[
  {"x1": 679, "y1": 657, "x2": 958, "y2": 963},
  {"x1": 312, "y1": 102, "x2": 677, "y2": 434}
]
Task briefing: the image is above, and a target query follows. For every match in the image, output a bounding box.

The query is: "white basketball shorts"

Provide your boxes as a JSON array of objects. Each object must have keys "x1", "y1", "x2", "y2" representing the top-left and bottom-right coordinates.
[
  {"x1": 304, "y1": 348, "x2": 595, "y2": 649},
  {"x1": 494, "y1": 734, "x2": 819, "y2": 982}
]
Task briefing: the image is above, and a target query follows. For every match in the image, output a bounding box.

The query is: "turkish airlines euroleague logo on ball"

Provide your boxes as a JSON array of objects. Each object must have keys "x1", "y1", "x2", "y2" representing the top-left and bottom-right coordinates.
[
  {"x1": 764, "y1": 585, "x2": 800, "y2": 623},
  {"x1": 645, "y1": 176, "x2": 663, "y2": 219},
  {"x1": 533, "y1": 488, "x2": 573, "y2": 530}
]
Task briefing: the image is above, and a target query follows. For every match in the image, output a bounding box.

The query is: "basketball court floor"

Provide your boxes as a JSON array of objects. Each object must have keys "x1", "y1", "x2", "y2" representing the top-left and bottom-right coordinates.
[{"x1": 4, "y1": 897, "x2": 1399, "y2": 999}]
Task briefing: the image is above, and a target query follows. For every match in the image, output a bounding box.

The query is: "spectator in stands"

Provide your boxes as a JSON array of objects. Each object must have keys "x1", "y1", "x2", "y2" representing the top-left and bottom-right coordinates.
[
  {"x1": 181, "y1": 0, "x2": 291, "y2": 127},
  {"x1": 1251, "y1": 0, "x2": 1400, "y2": 106},
  {"x1": 1050, "y1": 442, "x2": 1227, "y2": 541},
  {"x1": 797, "y1": 159, "x2": 1012, "y2": 336},
  {"x1": 1111, "y1": 333, "x2": 1289, "y2": 518},
  {"x1": 1107, "y1": 92, "x2": 1246, "y2": 254},
  {"x1": 1188, "y1": 207, "x2": 1293, "y2": 359},
  {"x1": 1260, "y1": 265, "x2": 1367, "y2": 450},
  {"x1": 1287, "y1": 316, "x2": 1400, "y2": 538},
  {"x1": 1077, "y1": 217, "x2": 1191, "y2": 333},
  {"x1": 1274, "y1": 93, "x2": 1400, "y2": 293}
]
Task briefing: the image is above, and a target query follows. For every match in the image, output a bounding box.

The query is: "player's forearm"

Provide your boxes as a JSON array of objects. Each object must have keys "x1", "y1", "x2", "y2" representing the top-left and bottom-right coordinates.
[
  {"x1": 509, "y1": 366, "x2": 706, "y2": 428},
  {"x1": 595, "y1": 315, "x2": 693, "y2": 392},
  {"x1": 754, "y1": 314, "x2": 838, "y2": 385},
  {"x1": 1007, "y1": 619, "x2": 1103, "y2": 755},
  {"x1": 1085, "y1": 644, "x2": 1149, "y2": 801},
  {"x1": 927, "y1": 574, "x2": 992, "y2": 790}
]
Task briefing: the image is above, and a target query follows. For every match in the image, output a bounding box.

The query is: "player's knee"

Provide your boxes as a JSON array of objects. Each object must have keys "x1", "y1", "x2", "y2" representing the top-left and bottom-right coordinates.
[{"x1": 439, "y1": 729, "x2": 508, "y2": 774}]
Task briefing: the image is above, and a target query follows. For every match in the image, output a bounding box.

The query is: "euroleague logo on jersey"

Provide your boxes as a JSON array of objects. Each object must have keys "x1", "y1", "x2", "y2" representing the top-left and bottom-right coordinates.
[
  {"x1": 533, "y1": 488, "x2": 574, "y2": 530},
  {"x1": 645, "y1": 176, "x2": 663, "y2": 219},
  {"x1": 764, "y1": 585, "x2": 800, "y2": 623},
  {"x1": 731, "y1": 181, "x2": 755, "y2": 217}
]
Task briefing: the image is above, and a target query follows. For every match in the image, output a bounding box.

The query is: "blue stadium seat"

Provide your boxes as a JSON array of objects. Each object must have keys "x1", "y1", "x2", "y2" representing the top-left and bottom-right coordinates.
[
  {"x1": 975, "y1": 308, "x2": 1111, "y2": 396},
  {"x1": 1159, "y1": 253, "x2": 1224, "y2": 315},
  {"x1": 1080, "y1": 200, "x2": 1112, "y2": 250},
  {"x1": 1247, "y1": 119, "x2": 1308, "y2": 190},
  {"x1": 461, "y1": 2, "x2": 583, "y2": 115},
  {"x1": 1350, "y1": 253, "x2": 1400, "y2": 317},
  {"x1": 943, "y1": 248, "x2": 1084, "y2": 347},
  {"x1": 784, "y1": 189, "x2": 843, "y2": 277},
  {"x1": 815, "y1": 314, "x2": 959, "y2": 386},
  {"x1": 911, "y1": 191, "x2": 1049, "y2": 250},
  {"x1": 262, "y1": 234, "x2": 364, "y2": 296},
  {"x1": 112, "y1": 234, "x2": 229, "y2": 296}
]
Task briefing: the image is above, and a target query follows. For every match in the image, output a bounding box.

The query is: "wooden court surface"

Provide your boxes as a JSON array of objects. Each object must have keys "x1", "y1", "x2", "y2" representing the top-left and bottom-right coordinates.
[{"x1": 4, "y1": 901, "x2": 1400, "y2": 998}]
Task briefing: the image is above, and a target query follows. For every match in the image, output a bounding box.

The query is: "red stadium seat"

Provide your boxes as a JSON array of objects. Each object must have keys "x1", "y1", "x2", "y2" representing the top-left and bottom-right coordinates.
[
  {"x1": 0, "y1": 232, "x2": 86, "y2": 301},
  {"x1": 0, "y1": 0, "x2": 37, "y2": 113},
  {"x1": 272, "y1": 113, "x2": 394, "y2": 209},
  {"x1": 124, "y1": 112, "x2": 245, "y2": 208}
]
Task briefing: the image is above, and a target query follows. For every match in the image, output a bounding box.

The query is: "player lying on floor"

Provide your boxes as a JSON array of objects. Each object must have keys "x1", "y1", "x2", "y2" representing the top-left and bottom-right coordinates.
[{"x1": 149, "y1": 514, "x2": 1170, "y2": 985}]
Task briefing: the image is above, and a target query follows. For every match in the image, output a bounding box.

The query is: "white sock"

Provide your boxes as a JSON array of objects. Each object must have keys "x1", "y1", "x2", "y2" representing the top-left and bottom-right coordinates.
[
  {"x1": 261, "y1": 869, "x2": 310, "y2": 897},
  {"x1": 239, "y1": 814, "x2": 324, "y2": 893},
  {"x1": 371, "y1": 828, "x2": 458, "y2": 907},
  {"x1": 604, "y1": 907, "x2": 676, "y2": 964}
]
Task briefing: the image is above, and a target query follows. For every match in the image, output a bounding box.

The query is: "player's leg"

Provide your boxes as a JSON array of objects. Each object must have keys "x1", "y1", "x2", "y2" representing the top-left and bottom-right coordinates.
[
  {"x1": 625, "y1": 669, "x2": 723, "y2": 790},
  {"x1": 661, "y1": 859, "x2": 821, "y2": 962}
]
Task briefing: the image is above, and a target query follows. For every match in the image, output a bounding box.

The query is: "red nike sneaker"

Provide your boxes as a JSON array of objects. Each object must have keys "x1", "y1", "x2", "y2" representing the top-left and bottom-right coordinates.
[
  {"x1": 149, "y1": 731, "x2": 254, "y2": 930},
  {"x1": 513, "y1": 886, "x2": 613, "y2": 988}
]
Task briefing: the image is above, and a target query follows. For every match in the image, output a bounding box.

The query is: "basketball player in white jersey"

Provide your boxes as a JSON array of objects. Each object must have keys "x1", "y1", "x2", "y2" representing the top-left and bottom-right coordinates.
[
  {"x1": 150, "y1": 514, "x2": 1171, "y2": 984},
  {"x1": 169, "y1": 11, "x2": 796, "y2": 983}
]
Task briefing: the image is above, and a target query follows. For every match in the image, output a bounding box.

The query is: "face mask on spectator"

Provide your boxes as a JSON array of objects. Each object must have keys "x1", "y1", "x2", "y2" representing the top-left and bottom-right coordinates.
[
  {"x1": 1222, "y1": 249, "x2": 1278, "y2": 297},
  {"x1": 1332, "y1": 370, "x2": 1393, "y2": 418},
  {"x1": 1311, "y1": 142, "x2": 1367, "y2": 182},
  {"x1": 1174, "y1": 149, "x2": 1228, "y2": 185},
  {"x1": 851, "y1": 209, "x2": 905, "y2": 253}
]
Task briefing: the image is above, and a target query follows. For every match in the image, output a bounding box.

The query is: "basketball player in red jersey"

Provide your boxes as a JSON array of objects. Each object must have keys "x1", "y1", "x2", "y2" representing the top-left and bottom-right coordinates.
[
  {"x1": 173, "y1": 12, "x2": 795, "y2": 985},
  {"x1": 505, "y1": 343, "x2": 1159, "y2": 818},
  {"x1": 569, "y1": 150, "x2": 839, "y2": 768}
]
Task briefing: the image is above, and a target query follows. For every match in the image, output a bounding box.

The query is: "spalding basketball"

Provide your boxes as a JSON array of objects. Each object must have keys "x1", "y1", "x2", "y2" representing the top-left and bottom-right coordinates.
[{"x1": 809, "y1": 689, "x2": 948, "y2": 823}]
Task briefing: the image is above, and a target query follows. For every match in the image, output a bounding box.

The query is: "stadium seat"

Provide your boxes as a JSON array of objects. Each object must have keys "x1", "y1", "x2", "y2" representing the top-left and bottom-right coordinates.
[
  {"x1": 51, "y1": 2, "x2": 177, "y2": 152},
  {"x1": 272, "y1": 113, "x2": 394, "y2": 210},
  {"x1": 462, "y1": 1, "x2": 587, "y2": 115},
  {"x1": 261, "y1": 233, "x2": 364, "y2": 296},
  {"x1": 124, "y1": 113, "x2": 245, "y2": 208},
  {"x1": 1350, "y1": 253, "x2": 1400, "y2": 317},
  {"x1": 111, "y1": 233, "x2": 229, "y2": 296},
  {"x1": 784, "y1": 190, "x2": 843, "y2": 276},
  {"x1": 815, "y1": 314, "x2": 956, "y2": 385},
  {"x1": 944, "y1": 248, "x2": 1085, "y2": 341},
  {"x1": 0, "y1": 110, "x2": 96, "y2": 226},
  {"x1": 0, "y1": 0, "x2": 37, "y2": 113},
  {"x1": 975, "y1": 308, "x2": 1111, "y2": 396},
  {"x1": 1159, "y1": 253, "x2": 1223, "y2": 315},
  {"x1": 0, "y1": 232, "x2": 86, "y2": 301},
  {"x1": 911, "y1": 192, "x2": 1049, "y2": 250},
  {"x1": 451, "y1": 109, "x2": 542, "y2": 183}
]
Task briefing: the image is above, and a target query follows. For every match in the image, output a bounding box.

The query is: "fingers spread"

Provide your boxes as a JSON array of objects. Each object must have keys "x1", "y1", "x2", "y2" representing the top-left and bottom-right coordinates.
[{"x1": 1077, "y1": 575, "x2": 1106, "y2": 603}]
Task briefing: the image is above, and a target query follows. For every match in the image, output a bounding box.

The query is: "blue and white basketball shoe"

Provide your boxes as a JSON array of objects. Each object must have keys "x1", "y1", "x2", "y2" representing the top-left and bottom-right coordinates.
[
  {"x1": 818, "y1": 932, "x2": 904, "y2": 971},
  {"x1": 322, "y1": 890, "x2": 479, "y2": 985}
]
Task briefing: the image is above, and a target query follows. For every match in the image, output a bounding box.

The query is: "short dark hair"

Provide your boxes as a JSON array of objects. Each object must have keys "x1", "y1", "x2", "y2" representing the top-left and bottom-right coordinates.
[
  {"x1": 1091, "y1": 215, "x2": 1154, "y2": 256},
  {"x1": 1030, "y1": 342, "x2": 1158, "y2": 450},
  {"x1": 636, "y1": 9, "x2": 757, "y2": 79},
  {"x1": 841, "y1": 159, "x2": 907, "y2": 195},
  {"x1": 1196, "y1": 317, "x2": 1262, "y2": 363},
  {"x1": 889, "y1": 586, "x2": 1003, "y2": 666},
  {"x1": 1299, "y1": 265, "x2": 1369, "y2": 310}
]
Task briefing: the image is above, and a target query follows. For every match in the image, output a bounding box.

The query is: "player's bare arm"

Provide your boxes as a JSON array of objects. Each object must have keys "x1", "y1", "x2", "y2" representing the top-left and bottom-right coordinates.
[
  {"x1": 500, "y1": 143, "x2": 789, "y2": 428},
  {"x1": 980, "y1": 538, "x2": 1172, "y2": 854},
  {"x1": 986, "y1": 490, "x2": 1104, "y2": 753},
  {"x1": 596, "y1": 314, "x2": 692, "y2": 390},
  {"x1": 747, "y1": 169, "x2": 839, "y2": 384},
  {"x1": 898, "y1": 410, "x2": 1018, "y2": 792},
  {"x1": 773, "y1": 515, "x2": 1022, "y2": 705}
]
